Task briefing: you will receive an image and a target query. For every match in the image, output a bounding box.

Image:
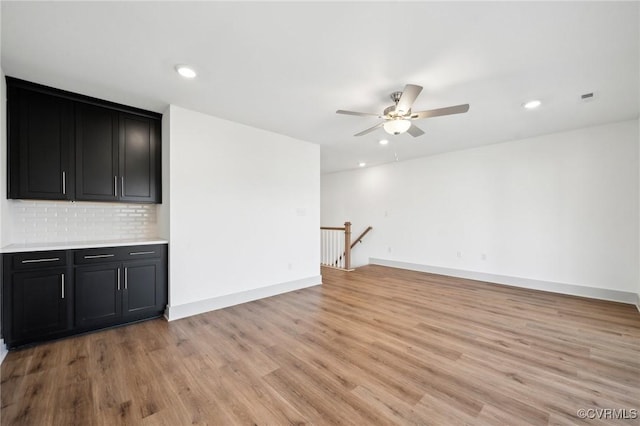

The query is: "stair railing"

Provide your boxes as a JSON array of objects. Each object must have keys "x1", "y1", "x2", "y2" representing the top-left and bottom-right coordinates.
[{"x1": 320, "y1": 222, "x2": 372, "y2": 271}]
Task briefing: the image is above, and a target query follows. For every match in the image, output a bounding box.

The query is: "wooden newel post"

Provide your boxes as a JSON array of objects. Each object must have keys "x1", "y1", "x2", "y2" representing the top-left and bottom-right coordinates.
[{"x1": 344, "y1": 222, "x2": 352, "y2": 270}]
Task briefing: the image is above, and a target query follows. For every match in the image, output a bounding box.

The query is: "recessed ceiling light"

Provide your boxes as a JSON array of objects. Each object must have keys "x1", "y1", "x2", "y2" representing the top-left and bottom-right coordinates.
[
  {"x1": 523, "y1": 99, "x2": 541, "y2": 109},
  {"x1": 358, "y1": 162, "x2": 366, "y2": 167},
  {"x1": 379, "y1": 139, "x2": 389, "y2": 145},
  {"x1": 175, "y1": 65, "x2": 197, "y2": 79}
]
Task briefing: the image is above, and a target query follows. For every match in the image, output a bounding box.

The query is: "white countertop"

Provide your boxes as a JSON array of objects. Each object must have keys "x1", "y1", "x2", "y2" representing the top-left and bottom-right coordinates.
[{"x1": 1, "y1": 238, "x2": 168, "y2": 253}]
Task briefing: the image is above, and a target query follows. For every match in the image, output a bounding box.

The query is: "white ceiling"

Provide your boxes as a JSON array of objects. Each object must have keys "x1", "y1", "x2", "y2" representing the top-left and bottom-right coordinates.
[{"x1": 2, "y1": 2, "x2": 638, "y2": 174}]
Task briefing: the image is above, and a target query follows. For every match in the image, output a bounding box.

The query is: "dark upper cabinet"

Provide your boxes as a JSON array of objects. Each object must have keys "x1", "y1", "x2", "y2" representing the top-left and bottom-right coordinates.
[
  {"x1": 75, "y1": 103, "x2": 119, "y2": 201},
  {"x1": 8, "y1": 86, "x2": 74, "y2": 200},
  {"x1": 119, "y1": 114, "x2": 160, "y2": 203},
  {"x1": 76, "y1": 108, "x2": 160, "y2": 203},
  {"x1": 6, "y1": 77, "x2": 162, "y2": 203}
]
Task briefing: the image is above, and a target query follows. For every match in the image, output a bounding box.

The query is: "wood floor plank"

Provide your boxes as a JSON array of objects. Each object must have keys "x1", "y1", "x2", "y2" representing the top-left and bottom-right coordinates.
[{"x1": 2, "y1": 265, "x2": 639, "y2": 425}]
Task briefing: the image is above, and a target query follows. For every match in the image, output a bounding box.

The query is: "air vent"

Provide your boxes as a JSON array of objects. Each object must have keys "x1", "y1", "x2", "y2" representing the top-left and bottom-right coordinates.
[{"x1": 581, "y1": 92, "x2": 596, "y2": 102}]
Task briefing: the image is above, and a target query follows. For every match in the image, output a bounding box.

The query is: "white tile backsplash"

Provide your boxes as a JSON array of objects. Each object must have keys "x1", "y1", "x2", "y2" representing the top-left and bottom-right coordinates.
[{"x1": 8, "y1": 200, "x2": 158, "y2": 244}]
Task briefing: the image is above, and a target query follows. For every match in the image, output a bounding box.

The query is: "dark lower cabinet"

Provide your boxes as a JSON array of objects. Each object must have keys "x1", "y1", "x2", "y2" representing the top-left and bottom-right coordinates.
[
  {"x1": 1, "y1": 251, "x2": 72, "y2": 348},
  {"x1": 123, "y1": 259, "x2": 163, "y2": 318},
  {"x1": 11, "y1": 268, "x2": 70, "y2": 344},
  {"x1": 1, "y1": 244, "x2": 167, "y2": 349},
  {"x1": 75, "y1": 257, "x2": 165, "y2": 330},
  {"x1": 75, "y1": 263, "x2": 122, "y2": 328}
]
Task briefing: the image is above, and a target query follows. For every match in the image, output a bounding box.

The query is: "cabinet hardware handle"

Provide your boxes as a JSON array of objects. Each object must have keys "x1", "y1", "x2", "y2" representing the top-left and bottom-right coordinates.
[
  {"x1": 62, "y1": 171, "x2": 66, "y2": 195},
  {"x1": 21, "y1": 257, "x2": 60, "y2": 264},
  {"x1": 121, "y1": 176, "x2": 124, "y2": 196},
  {"x1": 61, "y1": 273, "x2": 65, "y2": 299},
  {"x1": 129, "y1": 251, "x2": 155, "y2": 256},
  {"x1": 125, "y1": 268, "x2": 128, "y2": 289},
  {"x1": 114, "y1": 176, "x2": 118, "y2": 196},
  {"x1": 84, "y1": 254, "x2": 115, "y2": 259},
  {"x1": 117, "y1": 268, "x2": 121, "y2": 291}
]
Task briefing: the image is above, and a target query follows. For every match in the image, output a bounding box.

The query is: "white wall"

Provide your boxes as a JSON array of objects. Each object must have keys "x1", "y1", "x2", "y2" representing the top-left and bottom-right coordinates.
[
  {"x1": 164, "y1": 105, "x2": 320, "y2": 319},
  {"x1": 157, "y1": 105, "x2": 170, "y2": 241},
  {"x1": 1, "y1": 64, "x2": 8, "y2": 363},
  {"x1": 0, "y1": 71, "x2": 8, "y2": 247},
  {"x1": 322, "y1": 120, "x2": 639, "y2": 301},
  {"x1": 637, "y1": 7, "x2": 640, "y2": 311},
  {"x1": 0, "y1": 8, "x2": 7, "y2": 364}
]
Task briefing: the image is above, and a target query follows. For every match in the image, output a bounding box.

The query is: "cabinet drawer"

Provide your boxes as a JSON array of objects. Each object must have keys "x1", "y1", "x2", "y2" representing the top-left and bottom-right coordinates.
[
  {"x1": 11, "y1": 251, "x2": 67, "y2": 270},
  {"x1": 74, "y1": 245, "x2": 163, "y2": 264},
  {"x1": 122, "y1": 245, "x2": 163, "y2": 260},
  {"x1": 74, "y1": 247, "x2": 122, "y2": 264}
]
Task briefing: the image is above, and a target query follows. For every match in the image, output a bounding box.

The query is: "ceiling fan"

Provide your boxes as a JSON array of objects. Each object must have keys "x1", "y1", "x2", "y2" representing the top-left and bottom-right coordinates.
[{"x1": 336, "y1": 84, "x2": 470, "y2": 137}]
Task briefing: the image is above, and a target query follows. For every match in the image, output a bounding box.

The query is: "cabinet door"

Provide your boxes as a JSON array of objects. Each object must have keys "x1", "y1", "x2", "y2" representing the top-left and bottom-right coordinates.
[
  {"x1": 119, "y1": 113, "x2": 160, "y2": 203},
  {"x1": 8, "y1": 87, "x2": 74, "y2": 200},
  {"x1": 75, "y1": 263, "x2": 122, "y2": 328},
  {"x1": 75, "y1": 103, "x2": 119, "y2": 201},
  {"x1": 11, "y1": 268, "x2": 69, "y2": 343},
  {"x1": 122, "y1": 259, "x2": 164, "y2": 318}
]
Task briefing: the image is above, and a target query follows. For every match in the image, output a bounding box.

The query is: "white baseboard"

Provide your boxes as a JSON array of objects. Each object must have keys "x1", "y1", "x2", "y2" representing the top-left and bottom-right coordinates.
[
  {"x1": 636, "y1": 294, "x2": 640, "y2": 314},
  {"x1": 0, "y1": 339, "x2": 7, "y2": 365},
  {"x1": 165, "y1": 275, "x2": 322, "y2": 321},
  {"x1": 370, "y1": 258, "x2": 638, "y2": 305}
]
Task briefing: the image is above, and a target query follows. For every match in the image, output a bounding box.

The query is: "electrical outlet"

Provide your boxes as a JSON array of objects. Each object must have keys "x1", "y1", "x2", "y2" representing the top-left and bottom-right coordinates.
[
  {"x1": 388, "y1": 247, "x2": 392, "y2": 253},
  {"x1": 288, "y1": 263, "x2": 293, "y2": 270},
  {"x1": 457, "y1": 251, "x2": 462, "y2": 258},
  {"x1": 481, "y1": 253, "x2": 487, "y2": 261}
]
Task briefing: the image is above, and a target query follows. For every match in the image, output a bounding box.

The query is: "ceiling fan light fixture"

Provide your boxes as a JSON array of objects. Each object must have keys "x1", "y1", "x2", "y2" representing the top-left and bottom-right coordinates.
[
  {"x1": 383, "y1": 119, "x2": 412, "y2": 135},
  {"x1": 337, "y1": 84, "x2": 469, "y2": 137}
]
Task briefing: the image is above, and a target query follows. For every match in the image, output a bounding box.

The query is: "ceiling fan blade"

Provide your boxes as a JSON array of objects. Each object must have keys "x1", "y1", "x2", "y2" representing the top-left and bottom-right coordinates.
[
  {"x1": 354, "y1": 122, "x2": 384, "y2": 136},
  {"x1": 395, "y1": 84, "x2": 423, "y2": 114},
  {"x1": 411, "y1": 104, "x2": 470, "y2": 119},
  {"x1": 407, "y1": 124, "x2": 425, "y2": 137},
  {"x1": 336, "y1": 109, "x2": 381, "y2": 118}
]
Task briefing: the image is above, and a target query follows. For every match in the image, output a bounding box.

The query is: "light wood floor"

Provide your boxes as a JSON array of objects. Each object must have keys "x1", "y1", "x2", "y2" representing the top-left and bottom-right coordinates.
[{"x1": 2, "y1": 265, "x2": 639, "y2": 425}]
